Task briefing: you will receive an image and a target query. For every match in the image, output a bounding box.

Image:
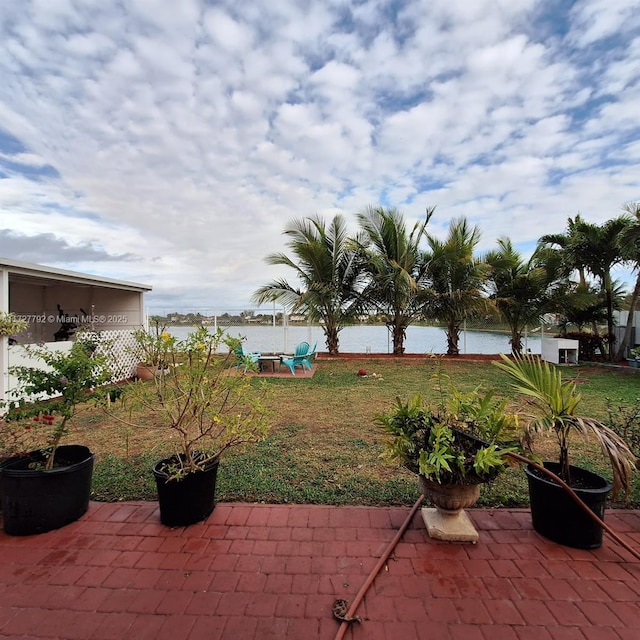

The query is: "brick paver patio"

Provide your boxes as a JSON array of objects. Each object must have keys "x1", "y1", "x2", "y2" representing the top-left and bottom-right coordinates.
[{"x1": 0, "y1": 502, "x2": 639, "y2": 639}]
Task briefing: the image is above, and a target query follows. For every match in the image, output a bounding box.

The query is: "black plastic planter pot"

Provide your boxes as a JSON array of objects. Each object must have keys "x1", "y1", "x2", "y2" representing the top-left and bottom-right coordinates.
[
  {"x1": 153, "y1": 455, "x2": 219, "y2": 527},
  {"x1": 1, "y1": 445, "x2": 95, "y2": 536},
  {"x1": 525, "y1": 462, "x2": 612, "y2": 550}
]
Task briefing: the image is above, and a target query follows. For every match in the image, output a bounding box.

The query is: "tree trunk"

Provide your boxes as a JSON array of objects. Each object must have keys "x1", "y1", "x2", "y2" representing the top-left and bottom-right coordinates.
[
  {"x1": 605, "y1": 282, "x2": 615, "y2": 361},
  {"x1": 510, "y1": 328, "x2": 523, "y2": 356},
  {"x1": 391, "y1": 322, "x2": 406, "y2": 355},
  {"x1": 325, "y1": 326, "x2": 339, "y2": 355},
  {"x1": 446, "y1": 322, "x2": 460, "y2": 356},
  {"x1": 615, "y1": 273, "x2": 640, "y2": 361}
]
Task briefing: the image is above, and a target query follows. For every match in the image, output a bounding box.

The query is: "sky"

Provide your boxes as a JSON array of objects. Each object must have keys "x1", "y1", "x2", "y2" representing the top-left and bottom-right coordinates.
[{"x1": 1, "y1": 0, "x2": 639, "y2": 314}]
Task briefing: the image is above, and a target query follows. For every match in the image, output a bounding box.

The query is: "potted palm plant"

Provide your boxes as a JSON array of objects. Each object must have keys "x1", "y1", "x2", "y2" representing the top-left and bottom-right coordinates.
[
  {"x1": 494, "y1": 353, "x2": 636, "y2": 549},
  {"x1": 378, "y1": 383, "x2": 518, "y2": 541},
  {"x1": 0, "y1": 333, "x2": 112, "y2": 535},
  {"x1": 114, "y1": 327, "x2": 270, "y2": 527}
]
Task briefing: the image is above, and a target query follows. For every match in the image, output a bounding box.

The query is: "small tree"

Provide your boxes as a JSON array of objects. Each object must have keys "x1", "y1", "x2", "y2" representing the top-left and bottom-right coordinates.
[
  {"x1": 540, "y1": 215, "x2": 629, "y2": 361},
  {"x1": 615, "y1": 203, "x2": 640, "y2": 360},
  {"x1": 112, "y1": 327, "x2": 270, "y2": 479},
  {"x1": 2, "y1": 335, "x2": 112, "y2": 469},
  {"x1": 485, "y1": 238, "x2": 569, "y2": 355}
]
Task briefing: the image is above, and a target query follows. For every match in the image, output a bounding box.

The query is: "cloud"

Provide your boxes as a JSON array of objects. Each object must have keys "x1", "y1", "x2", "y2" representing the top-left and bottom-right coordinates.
[
  {"x1": 0, "y1": 229, "x2": 138, "y2": 264},
  {"x1": 0, "y1": 0, "x2": 638, "y2": 311}
]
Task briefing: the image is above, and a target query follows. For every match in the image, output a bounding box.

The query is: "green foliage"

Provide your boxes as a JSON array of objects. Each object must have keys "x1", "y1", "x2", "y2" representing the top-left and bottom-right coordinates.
[
  {"x1": 86, "y1": 359, "x2": 640, "y2": 507},
  {"x1": 131, "y1": 317, "x2": 170, "y2": 366},
  {"x1": 377, "y1": 388, "x2": 518, "y2": 485},
  {"x1": 563, "y1": 331, "x2": 603, "y2": 361},
  {"x1": 485, "y1": 238, "x2": 566, "y2": 355},
  {"x1": 539, "y1": 214, "x2": 630, "y2": 361},
  {"x1": 494, "y1": 353, "x2": 636, "y2": 498},
  {"x1": 417, "y1": 420, "x2": 458, "y2": 479},
  {"x1": 2, "y1": 335, "x2": 112, "y2": 469},
  {"x1": 354, "y1": 205, "x2": 434, "y2": 355},
  {"x1": 605, "y1": 397, "x2": 640, "y2": 464},
  {"x1": 253, "y1": 214, "x2": 365, "y2": 354},
  {"x1": 424, "y1": 217, "x2": 491, "y2": 355},
  {"x1": 113, "y1": 326, "x2": 271, "y2": 480},
  {"x1": 0, "y1": 312, "x2": 28, "y2": 338}
]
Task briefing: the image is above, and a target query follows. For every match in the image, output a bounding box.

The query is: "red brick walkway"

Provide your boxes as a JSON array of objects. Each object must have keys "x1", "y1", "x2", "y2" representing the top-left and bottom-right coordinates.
[{"x1": 0, "y1": 502, "x2": 639, "y2": 639}]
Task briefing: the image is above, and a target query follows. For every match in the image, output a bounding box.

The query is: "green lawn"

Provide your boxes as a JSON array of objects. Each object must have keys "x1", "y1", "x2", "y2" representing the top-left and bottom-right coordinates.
[{"x1": 88, "y1": 357, "x2": 640, "y2": 507}]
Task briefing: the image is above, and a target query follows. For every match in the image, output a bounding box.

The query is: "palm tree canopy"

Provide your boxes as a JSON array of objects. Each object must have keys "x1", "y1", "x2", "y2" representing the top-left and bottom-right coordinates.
[
  {"x1": 425, "y1": 217, "x2": 489, "y2": 323},
  {"x1": 617, "y1": 203, "x2": 640, "y2": 263},
  {"x1": 422, "y1": 217, "x2": 489, "y2": 355},
  {"x1": 485, "y1": 238, "x2": 568, "y2": 336},
  {"x1": 252, "y1": 214, "x2": 365, "y2": 353},
  {"x1": 485, "y1": 239, "x2": 547, "y2": 354},
  {"x1": 354, "y1": 205, "x2": 434, "y2": 355},
  {"x1": 539, "y1": 214, "x2": 630, "y2": 359}
]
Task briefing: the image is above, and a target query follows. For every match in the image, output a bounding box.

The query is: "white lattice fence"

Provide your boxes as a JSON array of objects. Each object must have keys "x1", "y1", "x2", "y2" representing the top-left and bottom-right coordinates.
[
  {"x1": 91, "y1": 329, "x2": 139, "y2": 382},
  {"x1": 6, "y1": 331, "x2": 139, "y2": 406}
]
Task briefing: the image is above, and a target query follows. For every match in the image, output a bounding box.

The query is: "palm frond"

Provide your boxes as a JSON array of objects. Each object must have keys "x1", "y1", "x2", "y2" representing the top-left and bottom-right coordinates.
[{"x1": 493, "y1": 353, "x2": 635, "y2": 499}]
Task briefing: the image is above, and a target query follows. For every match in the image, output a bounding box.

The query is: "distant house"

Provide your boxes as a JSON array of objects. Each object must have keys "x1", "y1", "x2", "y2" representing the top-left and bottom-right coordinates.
[{"x1": 1, "y1": 257, "x2": 152, "y2": 405}]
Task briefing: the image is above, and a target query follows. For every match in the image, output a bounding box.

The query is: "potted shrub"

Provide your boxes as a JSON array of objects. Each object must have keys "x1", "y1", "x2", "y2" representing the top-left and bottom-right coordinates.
[
  {"x1": 626, "y1": 346, "x2": 640, "y2": 368},
  {"x1": 494, "y1": 353, "x2": 636, "y2": 549},
  {"x1": 378, "y1": 385, "x2": 518, "y2": 541},
  {"x1": 114, "y1": 327, "x2": 270, "y2": 527},
  {"x1": 0, "y1": 333, "x2": 112, "y2": 535},
  {"x1": 132, "y1": 317, "x2": 171, "y2": 380}
]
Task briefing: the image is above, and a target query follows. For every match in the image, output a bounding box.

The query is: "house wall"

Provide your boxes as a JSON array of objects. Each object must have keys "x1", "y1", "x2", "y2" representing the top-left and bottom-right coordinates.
[{"x1": 6, "y1": 342, "x2": 74, "y2": 403}]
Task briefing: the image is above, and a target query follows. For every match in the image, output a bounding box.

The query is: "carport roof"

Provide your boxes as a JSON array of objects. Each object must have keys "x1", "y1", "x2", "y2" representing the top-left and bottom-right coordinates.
[{"x1": 1, "y1": 257, "x2": 152, "y2": 292}]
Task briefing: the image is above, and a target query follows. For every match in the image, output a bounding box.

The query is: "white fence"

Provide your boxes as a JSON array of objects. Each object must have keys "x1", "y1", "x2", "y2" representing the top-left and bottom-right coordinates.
[{"x1": 6, "y1": 330, "x2": 139, "y2": 404}]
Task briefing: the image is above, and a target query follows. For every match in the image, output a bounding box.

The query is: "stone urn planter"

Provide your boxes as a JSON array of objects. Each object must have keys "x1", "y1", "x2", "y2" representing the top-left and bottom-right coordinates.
[
  {"x1": 418, "y1": 475, "x2": 482, "y2": 543},
  {"x1": 419, "y1": 476, "x2": 481, "y2": 514},
  {"x1": 378, "y1": 391, "x2": 518, "y2": 545}
]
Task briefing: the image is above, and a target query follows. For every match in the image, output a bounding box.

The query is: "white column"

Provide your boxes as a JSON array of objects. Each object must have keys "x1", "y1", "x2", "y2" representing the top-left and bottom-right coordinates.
[{"x1": 0, "y1": 267, "x2": 9, "y2": 407}]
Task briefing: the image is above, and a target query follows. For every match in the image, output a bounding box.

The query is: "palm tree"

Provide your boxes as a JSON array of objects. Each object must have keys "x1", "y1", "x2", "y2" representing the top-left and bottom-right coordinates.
[
  {"x1": 354, "y1": 205, "x2": 434, "y2": 355},
  {"x1": 485, "y1": 238, "x2": 565, "y2": 355},
  {"x1": 424, "y1": 217, "x2": 489, "y2": 355},
  {"x1": 539, "y1": 216, "x2": 589, "y2": 286},
  {"x1": 540, "y1": 215, "x2": 629, "y2": 361},
  {"x1": 615, "y1": 203, "x2": 640, "y2": 361},
  {"x1": 252, "y1": 214, "x2": 365, "y2": 355}
]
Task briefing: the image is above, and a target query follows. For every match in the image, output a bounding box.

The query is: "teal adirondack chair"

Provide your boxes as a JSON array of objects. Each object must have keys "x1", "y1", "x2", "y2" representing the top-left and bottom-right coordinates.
[
  {"x1": 302, "y1": 342, "x2": 317, "y2": 371},
  {"x1": 280, "y1": 341, "x2": 310, "y2": 375},
  {"x1": 234, "y1": 344, "x2": 261, "y2": 371}
]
